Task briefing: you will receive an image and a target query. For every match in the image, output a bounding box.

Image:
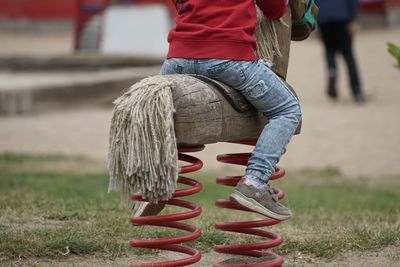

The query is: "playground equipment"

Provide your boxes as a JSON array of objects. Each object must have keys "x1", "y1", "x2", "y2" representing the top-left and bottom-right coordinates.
[
  {"x1": 213, "y1": 140, "x2": 286, "y2": 267},
  {"x1": 107, "y1": 1, "x2": 318, "y2": 265},
  {"x1": 74, "y1": 0, "x2": 111, "y2": 51},
  {"x1": 120, "y1": 73, "x2": 295, "y2": 266},
  {"x1": 129, "y1": 140, "x2": 288, "y2": 266},
  {"x1": 74, "y1": 0, "x2": 175, "y2": 53},
  {"x1": 129, "y1": 145, "x2": 205, "y2": 266}
]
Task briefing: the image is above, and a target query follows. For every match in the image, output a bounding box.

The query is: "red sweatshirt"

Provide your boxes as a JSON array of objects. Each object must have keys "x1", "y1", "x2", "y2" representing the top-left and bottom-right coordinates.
[{"x1": 167, "y1": 0, "x2": 288, "y2": 60}]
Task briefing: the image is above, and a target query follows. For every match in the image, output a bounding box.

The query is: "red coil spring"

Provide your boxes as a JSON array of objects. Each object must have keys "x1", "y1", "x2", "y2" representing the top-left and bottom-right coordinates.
[
  {"x1": 213, "y1": 140, "x2": 286, "y2": 267},
  {"x1": 129, "y1": 145, "x2": 205, "y2": 267}
]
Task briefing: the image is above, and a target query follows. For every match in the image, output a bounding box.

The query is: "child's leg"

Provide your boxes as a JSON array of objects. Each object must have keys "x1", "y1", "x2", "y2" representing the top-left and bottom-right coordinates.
[
  {"x1": 203, "y1": 59, "x2": 302, "y2": 184},
  {"x1": 159, "y1": 58, "x2": 301, "y2": 220},
  {"x1": 161, "y1": 58, "x2": 301, "y2": 185},
  {"x1": 241, "y1": 62, "x2": 301, "y2": 186},
  {"x1": 202, "y1": 59, "x2": 301, "y2": 220}
]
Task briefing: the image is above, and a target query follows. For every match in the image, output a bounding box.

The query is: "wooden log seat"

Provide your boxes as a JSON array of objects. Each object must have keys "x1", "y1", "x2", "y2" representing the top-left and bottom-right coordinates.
[{"x1": 166, "y1": 74, "x2": 301, "y2": 146}]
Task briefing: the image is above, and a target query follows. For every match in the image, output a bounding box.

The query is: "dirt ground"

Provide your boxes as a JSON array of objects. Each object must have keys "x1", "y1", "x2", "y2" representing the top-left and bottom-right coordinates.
[
  {"x1": 4, "y1": 245, "x2": 400, "y2": 266},
  {"x1": 0, "y1": 27, "x2": 400, "y2": 266}
]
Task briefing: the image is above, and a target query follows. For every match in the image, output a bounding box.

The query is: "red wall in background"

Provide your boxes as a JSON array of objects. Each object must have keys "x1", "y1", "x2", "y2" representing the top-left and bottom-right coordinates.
[
  {"x1": 0, "y1": 0, "x2": 176, "y2": 21},
  {"x1": 1, "y1": 0, "x2": 399, "y2": 21},
  {"x1": 0, "y1": 0, "x2": 76, "y2": 20}
]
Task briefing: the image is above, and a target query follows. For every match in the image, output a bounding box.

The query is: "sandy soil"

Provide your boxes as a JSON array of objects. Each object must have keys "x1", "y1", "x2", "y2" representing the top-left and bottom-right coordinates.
[
  {"x1": 4, "y1": 246, "x2": 400, "y2": 267},
  {"x1": 0, "y1": 31, "x2": 73, "y2": 56},
  {"x1": 0, "y1": 28, "x2": 399, "y2": 266}
]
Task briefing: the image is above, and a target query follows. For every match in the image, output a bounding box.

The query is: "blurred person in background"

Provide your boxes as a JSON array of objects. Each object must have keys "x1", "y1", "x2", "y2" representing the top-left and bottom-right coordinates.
[{"x1": 315, "y1": 0, "x2": 366, "y2": 103}]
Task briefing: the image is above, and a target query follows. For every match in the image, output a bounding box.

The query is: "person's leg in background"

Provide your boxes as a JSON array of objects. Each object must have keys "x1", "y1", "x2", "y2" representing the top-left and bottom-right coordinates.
[
  {"x1": 318, "y1": 22, "x2": 339, "y2": 99},
  {"x1": 338, "y1": 21, "x2": 366, "y2": 103}
]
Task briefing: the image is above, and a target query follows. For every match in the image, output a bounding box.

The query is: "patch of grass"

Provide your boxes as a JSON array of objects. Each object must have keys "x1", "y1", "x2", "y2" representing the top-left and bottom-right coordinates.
[
  {"x1": 0, "y1": 152, "x2": 89, "y2": 174},
  {"x1": 0, "y1": 154, "x2": 399, "y2": 262},
  {"x1": 267, "y1": 169, "x2": 400, "y2": 258},
  {"x1": 0, "y1": 169, "x2": 132, "y2": 259},
  {"x1": 0, "y1": 152, "x2": 74, "y2": 163},
  {"x1": 277, "y1": 225, "x2": 400, "y2": 259}
]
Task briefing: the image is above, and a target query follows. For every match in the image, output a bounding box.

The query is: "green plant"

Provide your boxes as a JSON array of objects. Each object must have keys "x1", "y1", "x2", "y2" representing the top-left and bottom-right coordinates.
[{"x1": 387, "y1": 43, "x2": 400, "y2": 69}]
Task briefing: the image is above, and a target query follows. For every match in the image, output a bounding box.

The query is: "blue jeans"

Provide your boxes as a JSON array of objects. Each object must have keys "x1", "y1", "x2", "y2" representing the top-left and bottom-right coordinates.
[{"x1": 160, "y1": 58, "x2": 302, "y2": 183}]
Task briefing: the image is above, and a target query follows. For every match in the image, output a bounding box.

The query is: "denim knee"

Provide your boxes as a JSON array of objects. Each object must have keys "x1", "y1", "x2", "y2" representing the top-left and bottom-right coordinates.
[
  {"x1": 274, "y1": 95, "x2": 302, "y2": 127},
  {"x1": 291, "y1": 100, "x2": 302, "y2": 126}
]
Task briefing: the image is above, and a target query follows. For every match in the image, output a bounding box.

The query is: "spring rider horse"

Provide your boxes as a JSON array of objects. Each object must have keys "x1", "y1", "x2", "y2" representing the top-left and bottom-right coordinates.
[{"x1": 107, "y1": 0, "x2": 318, "y2": 266}]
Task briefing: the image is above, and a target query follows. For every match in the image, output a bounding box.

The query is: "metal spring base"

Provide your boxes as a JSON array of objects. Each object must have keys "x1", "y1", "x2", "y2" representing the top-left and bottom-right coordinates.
[
  {"x1": 129, "y1": 145, "x2": 205, "y2": 267},
  {"x1": 213, "y1": 140, "x2": 286, "y2": 267}
]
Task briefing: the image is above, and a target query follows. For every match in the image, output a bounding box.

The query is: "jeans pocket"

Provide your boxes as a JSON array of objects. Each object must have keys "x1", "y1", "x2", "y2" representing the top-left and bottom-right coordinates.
[
  {"x1": 207, "y1": 60, "x2": 233, "y2": 74},
  {"x1": 244, "y1": 80, "x2": 270, "y2": 100},
  {"x1": 160, "y1": 59, "x2": 184, "y2": 75},
  {"x1": 206, "y1": 60, "x2": 246, "y2": 88}
]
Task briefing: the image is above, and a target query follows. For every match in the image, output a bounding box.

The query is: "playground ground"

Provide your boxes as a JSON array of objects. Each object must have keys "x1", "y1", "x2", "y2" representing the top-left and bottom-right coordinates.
[{"x1": 0, "y1": 27, "x2": 399, "y2": 266}]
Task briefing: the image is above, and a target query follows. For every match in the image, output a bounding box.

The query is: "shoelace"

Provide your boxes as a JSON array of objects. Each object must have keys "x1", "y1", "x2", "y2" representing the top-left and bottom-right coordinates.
[{"x1": 266, "y1": 183, "x2": 278, "y2": 202}]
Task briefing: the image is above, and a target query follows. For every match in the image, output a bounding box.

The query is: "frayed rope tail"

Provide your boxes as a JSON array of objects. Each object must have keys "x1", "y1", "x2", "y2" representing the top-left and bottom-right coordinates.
[{"x1": 107, "y1": 76, "x2": 178, "y2": 205}]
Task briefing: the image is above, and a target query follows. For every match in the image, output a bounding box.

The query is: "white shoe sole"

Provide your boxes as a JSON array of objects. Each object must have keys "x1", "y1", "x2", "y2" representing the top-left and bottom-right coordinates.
[{"x1": 230, "y1": 191, "x2": 291, "y2": 221}]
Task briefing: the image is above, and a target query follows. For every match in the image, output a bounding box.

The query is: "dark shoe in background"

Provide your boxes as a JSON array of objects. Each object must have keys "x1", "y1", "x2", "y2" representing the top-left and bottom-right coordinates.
[
  {"x1": 327, "y1": 77, "x2": 338, "y2": 99},
  {"x1": 354, "y1": 93, "x2": 366, "y2": 104}
]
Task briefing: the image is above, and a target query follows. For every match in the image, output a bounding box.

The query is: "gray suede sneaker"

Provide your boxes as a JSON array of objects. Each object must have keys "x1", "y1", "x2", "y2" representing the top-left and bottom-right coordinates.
[
  {"x1": 230, "y1": 178, "x2": 292, "y2": 221},
  {"x1": 131, "y1": 201, "x2": 165, "y2": 225}
]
